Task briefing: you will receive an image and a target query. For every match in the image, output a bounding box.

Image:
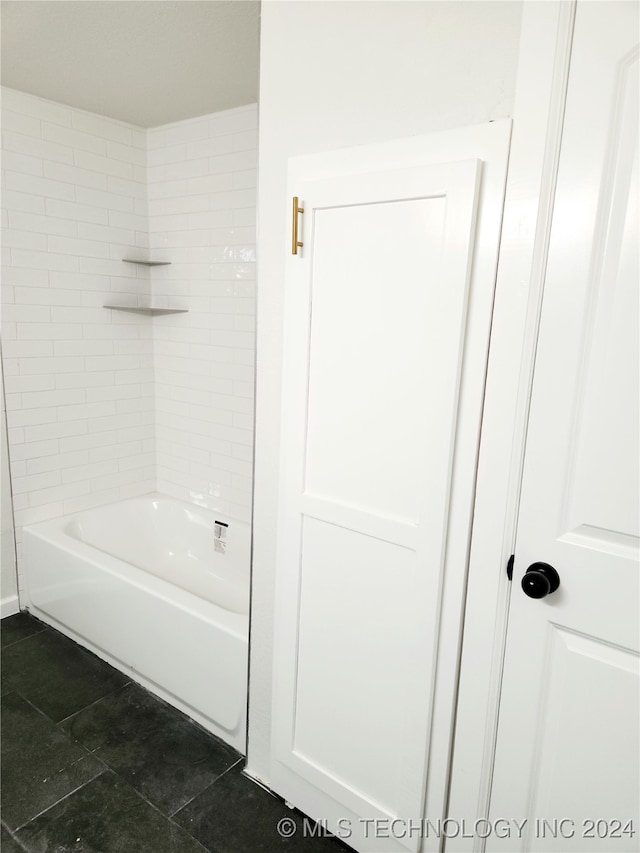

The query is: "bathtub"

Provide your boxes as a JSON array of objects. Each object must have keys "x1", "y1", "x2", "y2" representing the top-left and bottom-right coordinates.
[{"x1": 21, "y1": 494, "x2": 250, "y2": 752}]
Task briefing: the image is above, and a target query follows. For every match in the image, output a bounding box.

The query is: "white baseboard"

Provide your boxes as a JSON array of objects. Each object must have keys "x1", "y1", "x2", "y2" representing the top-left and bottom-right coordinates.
[{"x1": 1, "y1": 595, "x2": 20, "y2": 618}]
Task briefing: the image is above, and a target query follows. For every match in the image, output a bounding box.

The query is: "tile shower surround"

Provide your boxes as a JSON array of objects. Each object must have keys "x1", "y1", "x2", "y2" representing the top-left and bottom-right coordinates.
[{"x1": 1, "y1": 88, "x2": 257, "y2": 566}]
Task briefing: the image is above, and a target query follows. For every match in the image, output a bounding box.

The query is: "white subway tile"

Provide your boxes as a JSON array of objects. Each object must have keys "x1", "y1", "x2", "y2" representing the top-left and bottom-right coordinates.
[
  {"x1": 232, "y1": 130, "x2": 258, "y2": 152},
  {"x1": 75, "y1": 187, "x2": 134, "y2": 213},
  {"x1": 43, "y1": 122, "x2": 107, "y2": 155},
  {"x1": 185, "y1": 174, "x2": 233, "y2": 196},
  {"x1": 233, "y1": 169, "x2": 257, "y2": 190},
  {"x1": 107, "y1": 210, "x2": 147, "y2": 231},
  {"x1": 147, "y1": 144, "x2": 186, "y2": 167},
  {"x1": 7, "y1": 407, "x2": 58, "y2": 428},
  {"x1": 10, "y1": 439, "x2": 59, "y2": 461},
  {"x1": 61, "y1": 489, "x2": 118, "y2": 515},
  {"x1": 90, "y1": 440, "x2": 142, "y2": 462},
  {"x1": 9, "y1": 211, "x2": 78, "y2": 237},
  {"x1": 208, "y1": 150, "x2": 257, "y2": 175},
  {"x1": 5, "y1": 374, "x2": 54, "y2": 394},
  {"x1": 3, "y1": 340, "x2": 54, "y2": 358},
  {"x1": 14, "y1": 502, "x2": 65, "y2": 527},
  {"x1": 2, "y1": 110, "x2": 41, "y2": 137},
  {"x1": 186, "y1": 136, "x2": 234, "y2": 160},
  {"x1": 231, "y1": 443, "x2": 253, "y2": 462},
  {"x1": 59, "y1": 430, "x2": 116, "y2": 452},
  {"x1": 2, "y1": 132, "x2": 76, "y2": 167},
  {"x1": 71, "y1": 111, "x2": 134, "y2": 145},
  {"x1": 44, "y1": 161, "x2": 107, "y2": 191},
  {"x1": 78, "y1": 224, "x2": 135, "y2": 249},
  {"x1": 105, "y1": 141, "x2": 146, "y2": 166},
  {"x1": 209, "y1": 107, "x2": 257, "y2": 137},
  {"x1": 50, "y1": 270, "x2": 110, "y2": 291},
  {"x1": 79, "y1": 257, "x2": 132, "y2": 277},
  {"x1": 91, "y1": 468, "x2": 145, "y2": 491},
  {"x1": 132, "y1": 130, "x2": 146, "y2": 150},
  {"x1": 16, "y1": 322, "x2": 83, "y2": 340},
  {"x1": 74, "y1": 150, "x2": 133, "y2": 180},
  {"x1": 24, "y1": 420, "x2": 87, "y2": 443},
  {"x1": 147, "y1": 119, "x2": 209, "y2": 149},
  {"x1": 147, "y1": 179, "x2": 188, "y2": 200},
  {"x1": 1, "y1": 190, "x2": 46, "y2": 214},
  {"x1": 85, "y1": 354, "x2": 139, "y2": 372},
  {"x1": 27, "y1": 451, "x2": 89, "y2": 475},
  {"x1": 107, "y1": 176, "x2": 146, "y2": 200},
  {"x1": 2, "y1": 150, "x2": 43, "y2": 176},
  {"x1": 45, "y1": 199, "x2": 108, "y2": 225},
  {"x1": 3, "y1": 229, "x2": 47, "y2": 251},
  {"x1": 62, "y1": 460, "x2": 118, "y2": 484},
  {"x1": 148, "y1": 158, "x2": 209, "y2": 184},
  {"x1": 2, "y1": 89, "x2": 72, "y2": 126},
  {"x1": 57, "y1": 372, "x2": 115, "y2": 390},
  {"x1": 187, "y1": 210, "x2": 235, "y2": 230},
  {"x1": 28, "y1": 480, "x2": 90, "y2": 507},
  {"x1": 2, "y1": 267, "x2": 48, "y2": 287},
  {"x1": 233, "y1": 207, "x2": 257, "y2": 228},
  {"x1": 3, "y1": 304, "x2": 50, "y2": 323},
  {"x1": 53, "y1": 339, "x2": 112, "y2": 356},
  {"x1": 15, "y1": 287, "x2": 79, "y2": 307},
  {"x1": 5, "y1": 172, "x2": 75, "y2": 201}
]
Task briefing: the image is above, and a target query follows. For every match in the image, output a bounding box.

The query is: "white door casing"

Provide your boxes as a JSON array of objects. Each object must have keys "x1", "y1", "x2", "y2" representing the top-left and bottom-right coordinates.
[
  {"x1": 270, "y1": 122, "x2": 511, "y2": 853},
  {"x1": 489, "y1": 3, "x2": 639, "y2": 850}
]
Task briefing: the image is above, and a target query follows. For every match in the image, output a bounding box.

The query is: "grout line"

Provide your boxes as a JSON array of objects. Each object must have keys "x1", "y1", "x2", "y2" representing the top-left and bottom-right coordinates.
[
  {"x1": 0, "y1": 624, "x2": 50, "y2": 651},
  {"x1": 1, "y1": 819, "x2": 30, "y2": 852},
  {"x1": 11, "y1": 769, "x2": 108, "y2": 834},
  {"x1": 55, "y1": 680, "x2": 132, "y2": 728},
  {"x1": 169, "y1": 756, "x2": 245, "y2": 818}
]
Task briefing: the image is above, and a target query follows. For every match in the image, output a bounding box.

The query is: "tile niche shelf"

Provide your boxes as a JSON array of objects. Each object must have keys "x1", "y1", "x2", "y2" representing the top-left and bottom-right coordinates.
[
  {"x1": 103, "y1": 305, "x2": 188, "y2": 316},
  {"x1": 106, "y1": 258, "x2": 185, "y2": 314},
  {"x1": 122, "y1": 258, "x2": 172, "y2": 266}
]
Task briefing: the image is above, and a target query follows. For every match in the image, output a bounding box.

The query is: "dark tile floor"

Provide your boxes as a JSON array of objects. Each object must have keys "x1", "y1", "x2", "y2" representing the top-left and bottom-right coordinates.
[{"x1": 1, "y1": 612, "x2": 349, "y2": 853}]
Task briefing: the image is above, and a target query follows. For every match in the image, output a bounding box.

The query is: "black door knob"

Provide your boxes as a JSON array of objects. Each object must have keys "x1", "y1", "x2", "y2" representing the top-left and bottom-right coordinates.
[{"x1": 521, "y1": 562, "x2": 560, "y2": 599}]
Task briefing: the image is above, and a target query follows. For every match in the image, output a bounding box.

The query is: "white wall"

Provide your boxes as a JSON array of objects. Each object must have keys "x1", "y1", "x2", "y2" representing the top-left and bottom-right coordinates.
[
  {"x1": 248, "y1": 0, "x2": 522, "y2": 781},
  {"x1": 147, "y1": 106, "x2": 257, "y2": 522},
  {"x1": 1, "y1": 88, "x2": 153, "y2": 571}
]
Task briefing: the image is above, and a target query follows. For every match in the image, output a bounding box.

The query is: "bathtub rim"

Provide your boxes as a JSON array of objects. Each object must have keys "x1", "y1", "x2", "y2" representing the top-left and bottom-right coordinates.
[{"x1": 20, "y1": 495, "x2": 250, "y2": 639}]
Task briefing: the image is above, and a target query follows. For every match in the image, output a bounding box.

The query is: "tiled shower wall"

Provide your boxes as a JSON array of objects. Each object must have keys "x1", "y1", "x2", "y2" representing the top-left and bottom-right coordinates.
[
  {"x1": 1, "y1": 88, "x2": 153, "y2": 563},
  {"x1": 1, "y1": 89, "x2": 257, "y2": 567},
  {"x1": 147, "y1": 106, "x2": 257, "y2": 521}
]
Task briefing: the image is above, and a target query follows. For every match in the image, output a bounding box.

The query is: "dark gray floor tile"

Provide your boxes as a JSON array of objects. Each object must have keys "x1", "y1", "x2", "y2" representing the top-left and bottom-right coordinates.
[
  {"x1": 1, "y1": 822, "x2": 27, "y2": 852},
  {"x1": 0, "y1": 692, "x2": 104, "y2": 832},
  {"x1": 62, "y1": 682, "x2": 241, "y2": 816},
  {"x1": 1, "y1": 628, "x2": 129, "y2": 722},
  {"x1": 16, "y1": 771, "x2": 210, "y2": 853},
  {"x1": 1, "y1": 612, "x2": 48, "y2": 649},
  {"x1": 174, "y1": 766, "x2": 349, "y2": 853}
]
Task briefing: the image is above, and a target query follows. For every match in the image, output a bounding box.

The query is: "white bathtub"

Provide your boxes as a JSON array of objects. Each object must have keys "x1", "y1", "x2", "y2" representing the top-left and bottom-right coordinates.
[{"x1": 21, "y1": 494, "x2": 250, "y2": 752}]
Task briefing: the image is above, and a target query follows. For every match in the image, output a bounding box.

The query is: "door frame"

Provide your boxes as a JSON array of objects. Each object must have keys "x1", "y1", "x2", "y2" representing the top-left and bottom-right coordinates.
[{"x1": 445, "y1": 2, "x2": 577, "y2": 850}]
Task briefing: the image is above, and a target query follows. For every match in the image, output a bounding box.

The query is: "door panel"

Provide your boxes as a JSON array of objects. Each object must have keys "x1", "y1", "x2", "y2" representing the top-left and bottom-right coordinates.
[
  {"x1": 489, "y1": 4, "x2": 639, "y2": 849},
  {"x1": 305, "y1": 198, "x2": 446, "y2": 522},
  {"x1": 271, "y1": 123, "x2": 511, "y2": 853}
]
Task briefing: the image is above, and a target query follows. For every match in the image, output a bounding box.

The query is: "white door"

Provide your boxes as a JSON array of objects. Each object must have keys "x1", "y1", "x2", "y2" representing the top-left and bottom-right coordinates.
[
  {"x1": 271, "y1": 124, "x2": 510, "y2": 853},
  {"x1": 489, "y1": 3, "x2": 639, "y2": 850}
]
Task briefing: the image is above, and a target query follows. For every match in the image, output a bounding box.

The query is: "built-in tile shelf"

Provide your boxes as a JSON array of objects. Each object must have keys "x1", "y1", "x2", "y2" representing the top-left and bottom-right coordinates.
[
  {"x1": 122, "y1": 259, "x2": 172, "y2": 266},
  {"x1": 103, "y1": 305, "x2": 188, "y2": 316}
]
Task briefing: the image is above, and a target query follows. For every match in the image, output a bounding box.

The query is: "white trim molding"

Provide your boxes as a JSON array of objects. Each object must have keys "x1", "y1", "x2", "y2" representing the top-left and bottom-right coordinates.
[
  {"x1": 1, "y1": 596, "x2": 20, "y2": 619},
  {"x1": 445, "y1": 3, "x2": 577, "y2": 851}
]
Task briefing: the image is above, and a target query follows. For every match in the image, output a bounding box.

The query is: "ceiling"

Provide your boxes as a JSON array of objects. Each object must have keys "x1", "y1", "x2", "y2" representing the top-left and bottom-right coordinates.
[{"x1": 0, "y1": 1, "x2": 260, "y2": 128}]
